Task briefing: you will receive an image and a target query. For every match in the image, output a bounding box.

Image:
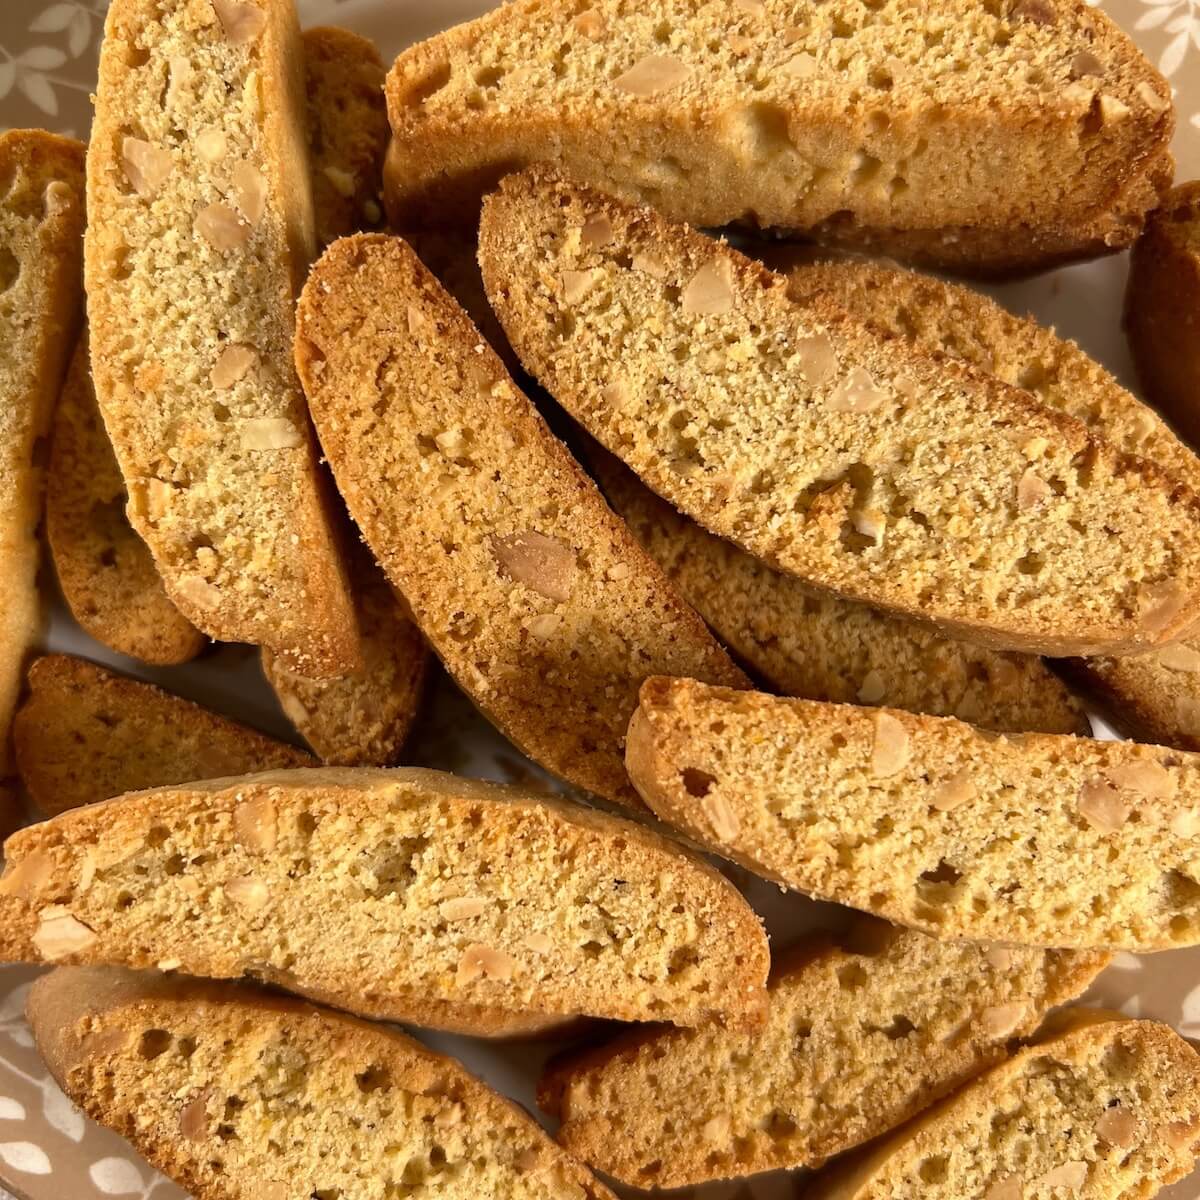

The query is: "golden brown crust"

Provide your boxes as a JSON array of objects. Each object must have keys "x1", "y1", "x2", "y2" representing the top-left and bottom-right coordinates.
[
  {"x1": 0, "y1": 766, "x2": 769, "y2": 1029},
  {"x1": 294, "y1": 233, "x2": 747, "y2": 808},
  {"x1": 29, "y1": 966, "x2": 617, "y2": 1200},
  {"x1": 0, "y1": 129, "x2": 86, "y2": 774},
  {"x1": 626, "y1": 676, "x2": 1200, "y2": 952},
  {"x1": 480, "y1": 167, "x2": 1200, "y2": 657},
  {"x1": 86, "y1": 0, "x2": 359, "y2": 677}
]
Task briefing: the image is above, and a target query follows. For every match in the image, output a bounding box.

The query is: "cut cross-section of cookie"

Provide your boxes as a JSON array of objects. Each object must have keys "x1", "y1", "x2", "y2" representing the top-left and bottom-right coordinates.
[
  {"x1": 29, "y1": 966, "x2": 617, "y2": 1200},
  {"x1": 0, "y1": 766, "x2": 769, "y2": 1029},
  {"x1": 542, "y1": 923, "x2": 1107, "y2": 1188},
  {"x1": 294, "y1": 233, "x2": 748, "y2": 808},
  {"x1": 626, "y1": 677, "x2": 1200, "y2": 952},
  {"x1": 480, "y1": 169, "x2": 1200, "y2": 657}
]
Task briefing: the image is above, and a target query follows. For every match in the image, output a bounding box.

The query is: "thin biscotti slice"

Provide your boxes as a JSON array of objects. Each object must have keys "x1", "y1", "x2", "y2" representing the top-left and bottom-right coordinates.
[
  {"x1": 0, "y1": 766, "x2": 769, "y2": 1029},
  {"x1": 1125, "y1": 181, "x2": 1200, "y2": 448},
  {"x1": 0, "y1": 130, "x2": 86, "y2": 774},
  {"x1": 86, "y1": 0, "x2": 358, "y2": 677},
  {"x1": 480, "y1": 169, "x2": 1200, "y2": 657},
  {"x1": 788, "y1": 255, "x2": 1200, "y2": 751},
  {"x1": 295, "y1": 234, "x2": 747, "y2": 807},
  {"x1": 29, "y1": 966, "x2": 616, "y2": 1200},
  {"x1": 590, "y1": 447, "x2": 1087, "y2": 734},
  {"x1": 627, "y1": 677, "x2": 1200, "y2": 952},
  {"x1": 384, "y1": 0, "x2": 1170, "y2": 266},
  {"x1": 804, "y1": 1014, "x2": 1200, "y2": 1200},
  {"x1": 47, "y1": 333, "x2": 205, "y2": 665},
  {"x1": 542, "y1": 922, "x2": 1108, "y2": 1188},
  {"x1": 13, "y1": 654, "x2": 312, "y2": 816}
]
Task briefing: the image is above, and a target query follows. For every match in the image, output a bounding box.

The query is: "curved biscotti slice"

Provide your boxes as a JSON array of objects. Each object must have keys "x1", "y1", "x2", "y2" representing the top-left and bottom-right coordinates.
[
  {"x1": 384, "y1": 0, "x2": 1170, "y2": 260},
  {"x1": 627, "y1": 677, "x2": 1200, "y2": 952},
  {"x1": 590, "y1": 448, "x2": 1087, "y2": 734},
  {"x1": 805, "y1": 1015, "x2": 1200, "y2": 1200},
  {"x1": 789, "y1": 256, "x2": 1200, "y2": 751},
  {"x1": 86, "y1": 0, "x2": 358, "y2": 677},
  {"x1": 262, "y1": 545, "x2": 428, "y2": 765},
  {"x1": 542, "y1": 923, "x2": 1107, "y2": 1188},
  {"x1": 48, "y1": 334, "x2": 205, "y2": 666},
  {"x1": 295, "y1": 234, "x2": 747, "y2": 807},
  {"x1": 480, "y1": 169, "x2": 1200, "y2": 657},
  {"x1": 0, "y1": 766, "x2": 769, "y2": 1028},
  {"x1": 29, "y1": 967, "x2": 616, "y2": 1200},
  {"x1": 0, "y1": 130, "x2": 86, "y2": 774},
  {"x1": 13, "y1": 654, "x2": 312, "y2": 815},
  {"x1": 303, "y1": 25, "x2": 389, "y2": 247}
]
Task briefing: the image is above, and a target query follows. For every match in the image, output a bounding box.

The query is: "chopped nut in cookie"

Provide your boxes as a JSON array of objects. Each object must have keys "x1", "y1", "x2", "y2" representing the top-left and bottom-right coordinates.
[
  {"x1": 829, "y1": 366, "x2": 886, "y2": 413},
  {"x1": 1077, "y1": 778, "x2": 1131, "y2": 833},
  {"x1": 614, "y1": 55, "x2": 691, "y2": 97},
  {"x1": 33, "y1": 910, "x2": 97, "y2": 961},
  {"x1": 212, "y1": 0, "x2": 266, "y2": 46},
  {"x1": 457, "y1": 943, "x2": 515, "y2": 984},
  {"x1": 870, "y1": 712, "x2": 910, "y2": 777},
  {"x1": 121, "y1": 137, "x2": 172, "y2": 197},
  {"x1": 682, "y1": 259, "x2": 735, "y2": 316},
  {"x1": 491, "y1": 531, "x2": 576, "y2": 602}
]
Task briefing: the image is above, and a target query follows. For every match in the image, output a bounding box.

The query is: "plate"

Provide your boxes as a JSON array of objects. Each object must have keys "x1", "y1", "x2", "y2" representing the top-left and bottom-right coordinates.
[{"x1": 2, "y1": 1, "x2": 1200, "y2": 1197}]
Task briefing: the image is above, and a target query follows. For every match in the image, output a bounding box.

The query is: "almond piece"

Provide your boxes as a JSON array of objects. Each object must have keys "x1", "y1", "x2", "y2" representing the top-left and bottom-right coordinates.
[
  {"x1": 704, "y1": 793, "x2": 740, "y2": 842},
  {"x1": 614, "y1": 55, "x2": 691, "y2": 97},
  {"x1": 852, "y1": 507, "x2": 886, "y2": 544},
  {"x1": 196, "y1": 128, "x2": 227, "y2": 163},
  {"x1": 1170, "y1": 808, "x2": 1200, "y2": 838},
  {"x1": 932, "y1": 769, "x2": 976, "y2": 812},
  {"x1": 240, "y1": 418, "x2": 302, "y2": 451},
  {"x1": 632, "y1": 251, "x2": 669, "y2": 279},
  {"x1": 870, "y1": 712, "x2": 910, "y2": 778},
  {"x1": 0, "y1": 852, "x2": 53, "y2": 899},
  {"x1": 179, "y1": 1091, "x2": 212, "y2": 1141},
  {"x1": 829, "y1": 366, "x2": 887, "y2": 413},
  {"x1": 1078, "y1": 778, "x2": 1131, "y2": 833},
  {"x1": 211, "y1": 344, "x2": 258, "y2": 389},
  {"x1": 1017, "y1": 468, "x2": 1053, "y2": 511},
  {"x1": 234, "y1": 796, "x2": 277, "y2": 853},
  {"x1": 225, "y1": 875, "x2": 269, "y2": 912},
  {"x1": 34, "y1": 912, "x2": 97, "y2": 961},
  {"x1": 526, "y1": 613, "x2": 562, "y2": 640},
  {"x1": 439, "y1": 897, "x2": 487, "y2": 921},
  {"x1": 1140, "y1": 581, "x2": 1187, "y2": 636},
  {"x1": 985, "y1": 1179, "x2": 1023, "y2": 1200},
  {"x1": 580, "y1": 214, "x2": 613, "y2": 247},
  {"x1": 857, "y1": 670, "x2": 886, "y2": 704},
  {"x1": 435, "y1": 1102, "x2": 465, "y2": 1128},
  {"x1": 734, "y1": 0, "x2": 766, "y2": 13},
  {"x1": 796, "y1": 333, "x2": 839, "y2": 384},
  {"x1": 322, "y1": 164, "x2": 355, "y2": 198},
  {"x1": 456, "y1": 944, "x2": 515, "y2": 984},
  {"x1": 177, "y1": 575, "x2": 221, "y2": 608},
  {"x1": 780, "y1": 53, "x2": 817, "y2": 79},
  {"x1": 981, "y1": 1002, "x2": 1027, "y2": 1038},
  {"x1": 1036, "y1": 1162, "x2": 1087, "y2": 1192},
  {"x1": 231, "y1": 161, "x2": 267, "y2": 225},
  {"x1": 562, "y1": 269, "x2": 599, "y2": 305},
  {"x1": 1097, "y1": 1105, "x2": 1138, "y2": 1148},
  {"x1": 212, "y1": 0, "x2": 266, "y2": 45},
  {"x1": 1106, "y1": 759, "x2": 1176, "y2": 800},
  {"x1": 1099, "y1": 94, "x2": 1131, "y2": 123},
  {"x1": 166, "y1": 56, "x2": 192, "y2": 108},
  {"x1": 122, "y1": 137, "x2": 173, "y2": 198},
  {"x1": 1158, "y1": 643, "x2": 1200, "y2": 673},
  {"x1": 682, "y1": 259, "x2": 735, "y2": 316},
  {"x1": 701, "y1": 1114, "x2": 731, "y2": 1143},
  {"x1": 985, "y1": 946, "x2": 1014, "y2": 971},
  {"x1": 1069, "y1": 50, "x2": 1103, "y2": 79},
  {"x1": 1165, "y1": 1118, "x2": 1200, "y2": 1151},
  {"x1": 573, "y1": 8, "x2": 604, "y2": 37},
  {"x1": 84, "y1": 1026, "x2": 132, "y2": 1057},
  {"x1": 524, "y1": 932, "x2": 554, "y2": 955},
  {"x1": 195, "y1": 202, "x2": 248, "y2": 251},
  {"x1": 491, "y1": 531, "x2": 575, "y2": 602},
  {"x1": 1137, "y1": 80, "x2": 1170, "y2": 112}
]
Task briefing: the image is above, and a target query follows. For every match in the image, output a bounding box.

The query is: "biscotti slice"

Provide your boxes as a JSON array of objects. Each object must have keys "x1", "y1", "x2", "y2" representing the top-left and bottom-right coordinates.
[
  {"x1": 29, "y1": 966, "x2": 616, "y2": 1200},
  {"x1": 384, "y1": 0, "x2": 1170, "y2": 266},
  {"x1": 804, "y1": 1014, "x2": 1200, "y2": 1200},
  {"x1": 480, "y1": 169, "x2": 1200, "y2": 657},
  {"x1": 627, "y1": 677, "x2": 1200, "y2": 952},
  {"x1": 295, "y1": 234, "x2": 747, "y2": 807},
  {"x1": 1125, "y1": 181, "x2": 1200, "y2": 448},
  {"x1": 302, "y1": 26, "x2": 389, "y2": 247},
  {"x1": 590, "y1": 448, "x2": 1087, "y2": 734},
  {"x1": 0, "y1": 766, "x2": 769, "y2": 1028},
  {"x1": 262, "y1": 544, "x2": 428, "y2": 765},
  {"x1": 0, "y1": 130, "x2": 86, "y2": 774},
  {"x1": 542, "y1": 922, "x2": 1108, "y2": 1188},
  {"x1": 13, "y1": 654, "x2": 312, "y2": 815},
  {"x1": 86, "y1": 0, "x2": 358, "y2": 677},
  {"x1": 788, "y1": 255, "x2": 1200, "y2": 751},
  {"x1": 47, "y1": 333, "x2": 205, "y2": 665}
]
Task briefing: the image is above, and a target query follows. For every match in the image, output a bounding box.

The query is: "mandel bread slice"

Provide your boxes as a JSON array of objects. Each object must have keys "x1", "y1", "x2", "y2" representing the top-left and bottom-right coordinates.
[
  {"x1": 0, "y1": 766, "x2": 769, "y2": 1029},
  {"x1": 0, "y1": 130, "x2": 86, "y2": 775},
  {"x1": 589, "y1": 446, "x2": 1088, "y2": 734},
  {"x1": 480, "y1": 169, "x2": 1200, "y2": 657},
  {"x1": 803, "y1": 1014, "x2": 1200, "y2": 1200},
  {"x1": 787, "y1": 255, "x2": 1200, "y2": 751},
  {"x1": 294, "y1": 233, "x2": 748, "y2": 808},
  {"x1": 29, "y1": 966, "x2": 617, "y2": 1200},
  {"x1": 384, "y1": 0, "x2": 1171, "y2": 273},
  {"x1": 626, "y1": 677, "x2": 1200, "y2": 952},
  {"x1": 541, "y1": 920, "x2": 1108, "y2": 1189},
  {"x1": 86, "y1": 0, "x2": 358, "y2": 677}
]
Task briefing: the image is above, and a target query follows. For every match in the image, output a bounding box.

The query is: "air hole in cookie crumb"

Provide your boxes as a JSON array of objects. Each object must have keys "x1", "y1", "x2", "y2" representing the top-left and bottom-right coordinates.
[
  {"x1": 919, "y1": 859, "x2": 962, "y2": 887},
  {"x1": 124, "y1": 43, "x2": 151, "y2": 68},
  {"x1": 355, "y1": 1064, "x2": 391, "y2": 1093},
  {"x1": 838, "y1": 962, "x2": 868, "y2": 991},
  {"x1": 177, "y1": 1037, "x2": 197, "y2": 1059},
  {"x1": 766, "y1": 1110, "x2": 798, "y2": 1139},
  {"x1": 139, "y1": 1029, "x2": 173, "y2": 1060},
  {"x1": 919, "y1": 1155, "x2": 949, "y2": 1184},
  {"x1": 639, "y1": 1161, "x2": 664, "y2": 1177},
  {"x1": 146, "y1": 826, "x2": 170, "y2": 848},
  {"x1": 401, "y1": 61, "x2": 451, "y2": 109},
  {"x1": 0, "y1": 248, "x2": 19, "y2": 293},
  {"x1": 882, "y1": 1014, "x2": 917, "y2": 1039},
  {"x1": 681, "y1": 768, "x2": 716, "y2": 797}
]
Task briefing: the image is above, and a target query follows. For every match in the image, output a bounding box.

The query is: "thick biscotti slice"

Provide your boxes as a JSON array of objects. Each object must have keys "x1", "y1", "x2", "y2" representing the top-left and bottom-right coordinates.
[
  {"x1": 590, "y1": 448, "x2": 1087, "y2": 734},
  {"x1": 295, "y1": 234, "x2": 747, "y2": 807},
  {"x1": 480, "y1": 169, "x2": 1200, "y2": 657},
  {"x1": 542, "y1": 922, "x2": 1107, "y2": 1188},
  {"x1": 0, "y1": 130, "x2": 86, "y2": 774},
  {"x1": 1125, "y1": 182, "x2": 1200, "y2": 447},
  {"x1": 86, "y1": 0, "x2": 358, "y2": 677},
  {"x1": 804, "y1": 1015, "x2": 1200, "y2": 1200},
  {"x1": 13, "y1": 654, "x2": 312, "y2": 815},
  {"x1": 627, "y1": 677, "x2": 1200, "y2": 952},
  {"x1": 262, "y1": 545, "x2": 428, "y2": 765},
  {"x1": 788, "y1": 255, "x2": 1200, "y2": 752},
  {"x1": 0, "y1": 766, "x2": 769, "y2": 1028},
  {"x1": 29, "y1": 966, "x2": 616, "y2": 1200},
  {"x1": 47, "y1": 334, "x2": 205, "y2": 666},
  {"x1": 384, "y1": 0, "x2": 1170, "y2": 265}
]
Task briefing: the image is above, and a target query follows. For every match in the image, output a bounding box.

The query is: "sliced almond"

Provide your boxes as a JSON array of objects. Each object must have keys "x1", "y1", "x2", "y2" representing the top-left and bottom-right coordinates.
[
  {"x1": 1140, "y1": 581, "x2": 1188, "y2": 636},
  {"x1": 524, "y1": 932, "x2": 553, "y2": 955},
  {"x1": 439, "y1": 897, "x2": 487, "y2": 922},
  {"x1": 234, "y1": 796, "x2": 277, "y2": 853},
  {"x1": 1096, "y1": 1105, "x2": 1138, "y2": 1148},
  {"x1": 795, "y1": 333, "x2": 839, "y2": 384},
  {"x1": 122, "y1": 137, "x2": 172, "y2": 198},
  {"x1": 562, "y1": 269, "x2": 599, "y2": 305},
  {"x1": 0, "y1": 852, "x2": 53, "y2": 900},
  {"x1": 491, "y1": 531, "x2": 575, "y2": 602},
  {"x1": 857, "y1": 670, "x2": 886, "y2": 704},
  {"x1": 211, "y1": 344, "x2": 258, "y2": 389},
  {"x1": 932, "y1": 769, "x2": 976, "y2": 813},
  {"x1": 225, "y1": 875, "x2": 269, "y2": 912},
  {"x1": 1164, "y1": 1118, "x2": 1200, "y2": 1151},
  {"x1": 195, "y1": 202, "x2": 248, "y2": 251},
  {"x1": 1078, "y1": 778, "x2": 1131, "y2": 833},
  {"x1": 1035, "y1": 1162, "x2": 1087, "y2": 1192},
  {"x1": 682, "y1": 259, "x2": 735, "y2": 316},
  {"x1": 701, "y1": 1114, "x2": 731, "y2": 1143},
  {"x1": 703, "y1": 793, "x2": 740, "y2": 842},
  {"x1": 780, "y1": 52, "x2": 817, "y2": 79},
  {"x1": 1106, "y1": 759, "x2": 1177, "y2": 800},
  {"x1": 196, "y1": 128, "x2": 227, "y2": 163},
  {"x1": 165, "y1": 56, "x2": 192, "y2": 108},
  {"x1": 985, "y1": 946, "x2": 1014, "y2": 971},
  {"x1": 231, "y1": 161, "x2": 267, "y2": 225},
  {"x1": 212, "y1": 0, "x2": 266, "y2": 45},
  {"x1": 1017, "y1": 468, "x2": 1053, "y2": 511},
  {"x1": 829, "y1": 366, "x2": 887, "y2": 413},
  {"x1": 870, "y1": 712, "x2": 910, "y2": 778},
  {"x1": 1158, "y1": 643, "x2": 1200, "y2": 673},
  {"x1": 456, "y1": 944, "x2": 515, "y2": 984},
  {"x1": 33, "y1": 913, "x2": 97, "y2": 961},
  {"x1": 240, "y1": 417, "x2": 302, "y2": 451},
  {"x1": 614, "y1": 55, "x2": 691, "y2": 97},
  {"x1": 981, "y1": 1002, "x2": 1027, "y2": 1038},
  {"x1": 580, "y1": 214, "x2": 613, "y2": 247}
]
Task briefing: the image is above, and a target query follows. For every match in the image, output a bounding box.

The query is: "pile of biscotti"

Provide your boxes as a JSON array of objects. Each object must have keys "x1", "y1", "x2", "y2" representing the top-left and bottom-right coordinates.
[{"x1": 6, "y1": 0, "x2": 1200, "y2": 1197}]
